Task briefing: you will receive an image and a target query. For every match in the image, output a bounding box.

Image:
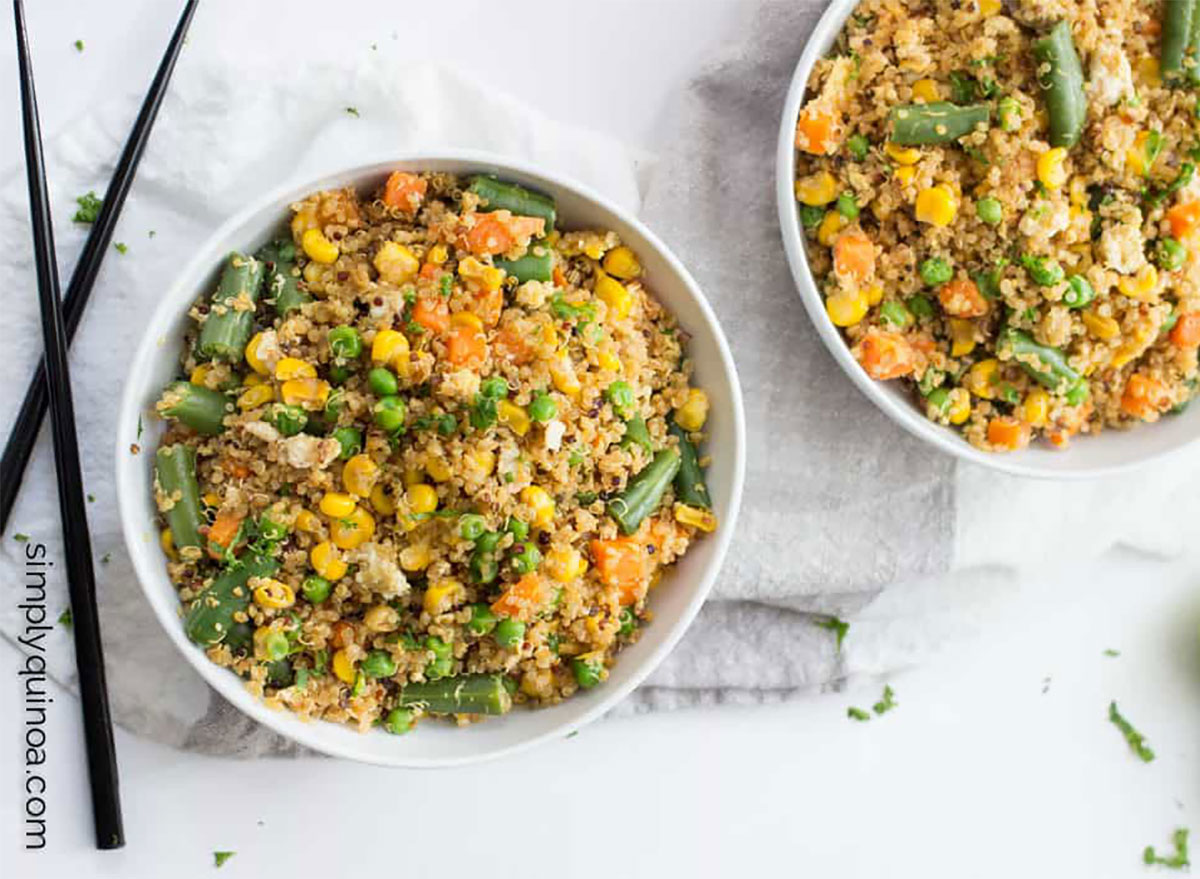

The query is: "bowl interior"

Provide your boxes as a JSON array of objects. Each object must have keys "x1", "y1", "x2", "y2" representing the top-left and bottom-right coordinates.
[
  {"x1": 116, "y1": 155, "x2": 744, "y2": 766},
  {"x1": 776, "y1": 0, "x2": 1200, "y2": 478}
]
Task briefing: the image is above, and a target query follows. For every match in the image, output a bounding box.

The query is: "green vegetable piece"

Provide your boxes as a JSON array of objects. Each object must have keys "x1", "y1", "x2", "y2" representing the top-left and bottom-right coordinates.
[
  {"x1": 214, "y1": 851, "x2": 236, "y2": 869},
  {"x1": 571, "y1": 657, "x2": 604, "y2": 690},
  {"x1": 605, "y1": 381, "x2": 636, "y2": 419},
  {"x1": 528, "y1": 391, "x2": 557, "y2": 423},
  {"x1": 505, "y1": 517, "x2": 530, "y2": 541},
  {"x1": 996, "y1": 96, "x2": 1022, "y2": 132},
  {"x1": 975, "y1": 197, "x2": 1003, "y2": 225},
  {"x1": 621, "y1": 414, "x2": 654, "y2": 454},
  {"x1": 155, "y1": 444, "x2": 204, "y2": 549},
  {"x1": 368, "y1": 366, "x2": 398, "y2": 396},
  {"x1": 1162, "y1": 0, "x2": 1195, "y2": 80},
  {"x1": 1155, "y1": 237, "x2": 1188, "y2": 271},
  {"x1": 424, "y1": 636, "x2": 453, "y2": 680},
  {"x1": 373, "y1": 396, "x2": 407, "y2": 433},
  {"x1": 919, "y1": 256, "x2": 953, "y2": 287},
  {"x1": 907, "y1": 294, "x2": 934, "y2": 320},
  {"x1": 184, "y1": 554, "x2": 277, "y2": 646},
  {"x1": 158, "y1": 381, "x2": 229, "y2": 435},
  {"x1": 879, "y1": 300, "x2": 914, "y2": 329},
  {"x1": 997, "y1": 327, "x2": 1080, "y2": 394},
  {"x1": 383, "y1": 707, "x2": 416, "y2": 735},
  {"x1": 836, "y1": 192, "x2": 859, "y2": 220},
  {"x1": 197, "y1": 252, "x2": 265, "y2": 362},
  {"x1": 258, "y1": 239, "x2": 309, "y2": 316},
  {"x1": 328, "y1": 325, "x2": 362, "y2": 360},
  {"x1": 468, "y1": 176, "x2": 557, "y2": 234},
  {"x1": 362, "y1": 649, "x2": 397, "y2": 679},
  {"x1": 72, "y1": 190, "x2": 102, "y2": 223},
  {"x1": 668, "y1": 420, "x2": 711, "y2": 509},
  {"x1": 470, "y1": 548, "x2": 499, "y2": 584},
  {"x1": 467, "y1": 603, "x2": 498, "y2": 635},
  {"x1": 332, "y1": 427, "x2": 362, "y2": 460},
  {"x1": 1108, "y1": 700, "x2": 1155, "y2": 762},
  {"x1": 265, "y1": 658, "x2": 293, "y2": 687},
  {"x1": 459, "y1": 514, "x2": 487, "y2": 541},
  {"x1": 1062, "y1": 275, "x2": 1095, "y2": 309},
  {"x1": 1019, "y1": 254, "x2": 1065, "y2": 286},
  {"x1": 398, "y1": 673, "x2": 513, "y2": 715},
  {"x1": 301, "y1": 576, "x2": 331, "y2": 604},
  {"x1": 607, "y1": 448, "x2": 681, "y2": 535},
  {"x1": 495, "y1": 239, "x2": 553, "y2": 283},
  {"x1": 475, "y1": 531, "x2": 502, "y2": 553},
  {"x1": 617, "y1": 608, "x2": 638, "y2": 637},
  {"x1": 511, "y1": 542, "x2": 542, "y2": 575},
  {"x1": 846, "y1": 134, "x2": 870, "y2": 161},
  {"x1": 269, "y1": 403, "x2": 308, "y2": 437},
  {"x1": 889, "y1": 102, "x2": 990, "y2": 145},
  {"x1": 480, "y1": 376, "x2": 508, "y2": 399},
  {"x1": 799, "y1": 204, "x2": 825, "y2": 231},
  {"x1": 493, "y1": 618, "x2": 525, "y2": 649},
  {"x1": 1143, "y1": 827, "x2": 1190, "y2": 869},
  {"x1": 1032, "y1": 21, "x2": 1087, "y2": 149}
]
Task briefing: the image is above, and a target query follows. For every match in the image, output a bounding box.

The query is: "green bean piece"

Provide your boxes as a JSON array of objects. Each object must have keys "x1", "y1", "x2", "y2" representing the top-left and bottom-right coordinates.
[
  {"x1": 258, "y1": 239, "x2": 309, "y2": 316},
  {"x1": 1161, "y1": 0, "x2": 1196, "y2": 80},
  {"x1": 1063, "y1": 275, "x2": 1095, "y2": 309},
  {"x1": 466, "y1": 603, "x2": 497, "y2": 635},
  {"x1": 468, "y1": 176, "x2": 557, "y2": 234},
  {"x1": 571, "y1": 657, "x2": 604, "y2": 690},
  {"x1": 493, "y1": 618, "x2": 525, "y2": 649},
  {"x1": 997, "y1": 327, "x2": 1081, "y2": 393},
  {"x1": 889, "y1": 102, "x2": 990, "y2": 145},
  {"x1": 669, "y1": 421, "x2": 711, "y2": 509},
  {"x1": 397, "y1": 674, "x2": 513, "y2": 716},
  {"x1": 607, "y1": 448, "x2": 681, "y2": 535},
  {"x1": 495, "y1": 240, "x2": 553, "y2": 283},
  {"x1": 1189, "y1": 2, "x2": 1200, "y2": 85},
  {"x1": 1032, "y1": 21, "x2": 1087, "y2": 149},
  {"x1": 846, "y1": 134, "x2": 870, "y2": 161},
  {"x1": 620, "y1": 414, "x2": 654, "y2": 454},
  {"x1": 383, "y1": 707, "x2": 416, "y2": 735},
  {"x1": 184, "y1": 554, "x2": 277, "y2": 646},
  {"x1": 1155, "y1": 237, "x2": 1188, "y2": 271},
  {"x1": 158, "y1": 381, "x2": 229, "y2": 435},
  {"x1": 155, "y1": 444, "x2": 205, "y2": 550},
  {"x1": 996, "y1": 96, "x2": 1022, "y2": 133},
  {"x1": 197, "y1": 252, "x2": 264, "y2": 362}
]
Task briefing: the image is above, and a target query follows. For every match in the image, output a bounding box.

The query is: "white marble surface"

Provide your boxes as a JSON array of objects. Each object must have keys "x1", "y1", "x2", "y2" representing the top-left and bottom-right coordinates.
[{"x1": 1, "y1": 2, "x2": 1196, "y2": 876}]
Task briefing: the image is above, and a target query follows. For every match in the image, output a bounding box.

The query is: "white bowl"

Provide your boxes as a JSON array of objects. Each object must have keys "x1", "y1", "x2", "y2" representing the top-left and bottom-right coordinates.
[
  {"x1": 116, "y1": 153, "x2": 745, "y2": 766},
  {"x1": 776, "y1": 0, "x2": 1200, "y2": 478}
]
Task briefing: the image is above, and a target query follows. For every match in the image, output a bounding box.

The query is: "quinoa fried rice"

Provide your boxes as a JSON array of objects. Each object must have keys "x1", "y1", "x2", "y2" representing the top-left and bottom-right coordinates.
[
  {"x1": 151, "y1": 170, "x2": 718, "y2": 733},
  {"x1": 795, "y1": 0, "x2": 1200, "y2": 453}
]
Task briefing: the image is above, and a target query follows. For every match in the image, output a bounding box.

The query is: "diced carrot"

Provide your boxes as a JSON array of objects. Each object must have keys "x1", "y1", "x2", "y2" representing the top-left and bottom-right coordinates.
[
  {"x1": 445, "y1": 324, "x2": 487, "y2": 368},
  {"x1": 1120, "y1": 374, "x2": 1171, "y2": 421},
  {"x1": 590, "y1": 537, "x2": 648, "y2": 605},
  {"x1": 552, "y1": 266, "x2": 567, "y2": 288},
  {"x1": 491, "y1": 573, "x2": 549, "y2": 621},
  {"x1": 473, "y1": 287, "x2": 504, "y2": 327},
  {"x1": 1143, "y1": 17, "x2": 1161, "y2": 36},
  {"x1": 986, "y1": 416, "x2": 1031, "y2": 451},
  {"x1": 382, "y1": 171, "x2": 427, "y2": 214},
  {"x1": 465, "y1": 212, "x2": 545, "y2": 256},
  {"x1": 1169, "y1": 313, "x2": 1200, "y2": 348},
  {"x1": 938, "y1": 278, "x2": 988, "y2": 318},
  {"x1": 419, "y1": 263, "x2": 439, "y2": 280},
  {"x1": 1166, "y1": 201, "x2": 1200, "y2": 240},
  {"x1": 493, "y1": 325, "x2": 532, "y2": 365},
  {"x1": 833, "y1": 231, "x2": 875, "y2": 281},
  {"x1": 1046, "y1": 429, "x2": 1070, "y2": 450},
  {"x1": 412, "y1": 295, "x2": 450, "y2": 335},
  {"x1": 206, "y1": 512, "x2": 243, "y2": 558},
  {"x1": 795, "y1": 108, "x2": 837, "y2": 156},
  {"x1": 222, "y1": 460, "x2": 251, "y2": 480},
  {"x1": 853, "y1": 329, "x2": 920, "y2": 380}
]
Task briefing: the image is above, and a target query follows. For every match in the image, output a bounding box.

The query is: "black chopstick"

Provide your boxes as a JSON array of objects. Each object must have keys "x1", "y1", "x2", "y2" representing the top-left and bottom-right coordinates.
[
  {"x1": 13, "y1": 0, "x2": 124, "y2": 850},
  {"x1": 0, "y1": 0, "x2": 198, "y2": 534}
]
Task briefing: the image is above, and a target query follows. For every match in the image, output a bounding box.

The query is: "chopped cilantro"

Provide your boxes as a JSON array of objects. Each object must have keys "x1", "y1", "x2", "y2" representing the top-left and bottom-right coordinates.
[
  {"x1": 213, "y1": 851, "x2": 236, "y2": 868},
  {"x1": 73, "y1": 39, "x2": 84, "y2": 52},
  {"x1": 114, "y1": 242, "x2": 128, "y2": 254},
  {"x1": 1144, "y1": 828, "x2": 1190, "y2": 870},
  {"x1": 72, "y1": 191, "x2": 102, "y2": 223},
  {"x1": 14, "y1": 533, "x2": 29, "y2": 542},
  {"x1": 58, "y1": 608, "x2": 73, "y2": 629},
  {"x1": 87, "y1": 493, "x2": 96, "y2": 503},
  {"x1": 1103, "y1": 648, "x2": 1121, "y2": 657},
  {"x1": 1108, "y1": 701, "x2": 1155, "y2": 762},
  {"x1": 370, "y1": 42, "x2": 378, "y2": 51},
  {"x1": 815, "y1": 616, "x2": 849, "y2": 651},
  {"x1": 345, "y1": 106, "x2": 360, "y2": 117},
  {"x1": 550, "y1": 292, "x2": 596, "y2": 324},
  {"x1": 872, "y1": 685, "x2": 897, "y2": 716},
  {"x1": 101, "y1": 552, "x2": 112, "y2": 564},
  {"x1": 847, "y1": 707, "x2": 871, "y2": 722},
  {"x1": 148, "y1": 229, "x2": 157, "y2": 238},
  {"x1": 137, "y1": 414, "x2": 144, "y2": 440},
  {"x1": 565, "y1": 729, "x2": 579, "y2": 739},
  {"x1": 406, "y1": 320, "x2": 424, "y2": 335}
]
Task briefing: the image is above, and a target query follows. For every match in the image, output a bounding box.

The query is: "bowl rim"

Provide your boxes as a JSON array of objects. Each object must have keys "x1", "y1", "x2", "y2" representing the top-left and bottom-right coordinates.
[
  {"x1": 774, "y1": 0, "x2": 1200, "y2": 480},
  {"x1": 115, "y1": 149, "x2": 746, "y2": 767}
]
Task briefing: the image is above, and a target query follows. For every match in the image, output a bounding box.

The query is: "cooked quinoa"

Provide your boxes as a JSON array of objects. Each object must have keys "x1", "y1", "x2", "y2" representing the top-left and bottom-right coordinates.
[
  {"x1": 795, "y1": 0, "x2": 1200, "y2": 452},
  {"x1": 151, "y1": 171, "x2": 717, "y2": 733}
]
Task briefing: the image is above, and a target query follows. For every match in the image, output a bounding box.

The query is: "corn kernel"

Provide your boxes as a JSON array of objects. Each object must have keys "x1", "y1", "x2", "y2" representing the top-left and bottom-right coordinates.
[
  {"x1": 1082, "y1": 310, "x2": 1121, "y2": 341},
  {"x1": 458, "y1": 256, "x2": 505, "y2": 292},
  {"x1": 342, "y1": 454, "x2": 379, "y2": 498},
  {"x1": 274, "y1": 357, "x2": 316, "y2": 381},
  {"x1": 674, "y1": 389, "x2": 710, "y2": 432},
  {"x1": 826, "y1": 290, "x2": 869, "y2": 327},
  {"x1": 865, "y1": 285, "x2": 884, "y2": 306},
  {"x1": 302, "y1": 228, "x2": 339, "y2": 264},
  {"x1": 189, "y1": 363, "x2": 213, "y2": 387},
  {"x1": 466, "y1": 449, "x2": 496, "y2": 480},
  {"x1": 915, "y1": 185, "x2": 958, "y2": 227},
  {"x1": 885, "y1": 142, "x2": 922, "y2": 165},
  {"x1": 332, "y1": 648, "x2": 356, "y2": 684},
  {"x1": 373, "y1": 240, "x2": 419, "y2": 284},
  {"x1": 521, "y1": 485, "x2": 556, "y2": 529},
  {"x1": 1036, "y1": 147, "x2": 1069, "y2": 190},
  {"x1": 817, "y1": 211, "x2": 848, "y2": 247},
  {"x1": 549, "y1": 351, "x2": 582, "y2": 397},
  {"x1": 450, "y1": 311, "x2": 485, "y2": 331},
  {"x1": 399, "y1": 543, "x2": 432, "y2": 572},
  {"x1": 947, "y1": 388, "x2": 972, "y2": 424},
  {"x1": 310, "y1": 540, "x2": 348, "y2": 580},
  {"x1": 406, "y1": 484, "x2": 439, "y2": 515},
  {"x1": 280, "y1": 377, "x2": 331, "y2": 409},
  {"x1": 425, "y1": 456, "x2": 453, "y2": 483},
  {"x1": 949, "y1": 318, "x2": 977, "y2": 357},
  {"x1": 597, "y1": 349, "x2": 622, "y2": 372},
  {"x1": 1068, "y1": 178, "x2": 1089, "y2": 206},
  {"x1": 294, "y1": 509, "x2": 321, "y2": 533},
  {"x1": 319, "y1": 492, "x2": 357, "y2": 518},
  {"x1": 364, "y1": 604, "x2": 399, "y2": 632},
  {"x1": 371, "y1": 329, "x2": 410, "y2": 376},
  {"x1": 402, "y1": 467, "x2": 423, "y2": 487},
  {"x1": 253, "y1": 578, "x2": 295, "y2": 609},
  {"x1": 243, "y1": 373, "x2": 266, "y2": 387},
  {"x1": 1126, "y1": 131, "x2": 1155, "y2": 177},
  {"x1": 1021, "y1": 388, "x2": 1051, "y2": 428},
  {"x1": 795, "y1": 170, "x2": 840, "y2": 206},
  {"x1": 244, "y1": 333, "x2": 271, "y2": 376},
  {"x1": 601, "y1": 245, "x2": 642, "y2": 280},
  {"x1": 595, "y1": 272, "x2": 633, "y2": 321},
  {"x1": 369, "y1": 483, "x2": 395, "y2": 516},
  {"x1": 894, "y1": 165, "x2": 917, "y2": 187},
  {"x1": 979, "y1": 0, "x2": 1002, "y2": 15},
  {"x1": 423, "y1": 579, "x2": 464, "y2": 616},
  {"x1": 545, "y1": 546, "x2": 587, "y2": 583},
  {"x1": 291, "y1": 207, "x2": 318, "y2": 240},
  {"x1": 1117, "y1": 264, "x2": 1159, "y2": 301},
  {"x1": 237, "y1": 383, "x2": 275, "y2": 411},
  {"x1": 427, "y1": 244, "x2": 449, "y2": 266},
  {"x1": 330, "y1": 506, "x2": 375, "y2": 550},
  {"x1": 1110, "y1": 323, "x2": 1154, "y2": 369},
  {"x1": 160, "y1": 528, "x2": 177, "y2": 561},
  {"x1": 673, "y1": 503, "x2": 718, "y2": 532},
  {"x1": 911, "y1": 79, "x2": 941, "y2": 103},
  {"x1": 202, "y1": 493, "x2": 221, "y2": 508},
  {"x1": 253, "y1": 625, "x2": 284, "y2": 661},
  {"x1": 1136, "y1": 56, "x2": 1162, "y2": 89},
  {"x1": 302, "y1": 261, "x2": 326, "y2": 288},
  {"x1": 497, "y1": 400, "x2": 531, "y2": 436},
  {"x1": 965, "y1": 359, "x2": 999, "y2": 399}
]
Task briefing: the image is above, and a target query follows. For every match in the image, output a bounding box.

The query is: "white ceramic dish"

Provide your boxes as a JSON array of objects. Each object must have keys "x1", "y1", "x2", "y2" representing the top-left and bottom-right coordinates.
[
  {"x1": 116, "y1": 152, "x2": 745, "y2": 767},
  {"x1": 776, "y1": 0, "x2": 1200, "y2": 479}
]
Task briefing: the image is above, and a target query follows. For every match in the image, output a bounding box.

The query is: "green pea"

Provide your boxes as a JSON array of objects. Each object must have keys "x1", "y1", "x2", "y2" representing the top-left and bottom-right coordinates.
[
  {"x1": 1020, "y1": 254, "x2": 1064, "y2": 286},
  {"x1": 332, "y1": 426, "x2": 362, "y2": 460},
  {"x1": 383, "y1": 707, "x2": 415, "y2": 735},
  {"x1": 470, "y1": 549, "x2": 499, "y2": 584},
  {"x1": 368, "y1": 367, "x2": 398, "y2": 397},
  {"x1": 480, "y1": 376, "x2": 508, "y2": 400},
  {"x1": 799, "y1": 204, "x2": 824, "y2": 231},
  {"x1": 846, "y1": 133, "x2": 870, "y2": 161},
  {"x1": 466, "y1": 603, "x2": 497, "y2": 635},
  {"x1": 1155, "y1": 237, "x2": 1188, "y2": 271},
  {"x1": 362, "y1": 649, "x2": 397, "y2": 679},
  {"x1": 605, "y1": 381, "x2": 636, "y2": 419},
  {"x1": 494, "y1": 618, "x2": 525, "y2": 649},
  {"x1": 505, "y1": 517, "x2": 530, "y2": 541},
  {"x1": 906, "y1": 294, "x2": 934, "y2": 320},
  {"x1": 925, "y1": 387, "x2": 952, "y2": 415},
  {"x1": 1065, "y1": 380, "x2": 1090, "y2": 406},
  {"x1": 302, "y1": 576, "x2": 331, "y2": 604},
  {"x1": 328, "y1": 325, "x2": 362, "y2": 360},
  {"x1": 425, "y1": 636, "x2": 453, "y2": 679},
  {"x1": 263, "y1": 630, "x2": 290, "y2": 662},
  {"x1": 511, "y1": 542, "x2": 542, "y2": 575},
  {"x1": 475, "y1": 531, "x2": 502, "y2": 553},
  {"x1": 617, "y1": 608, "x2": 637, "y2": 637},
  {"x1": 997, "y1": 96, "x2": 1022, "y2": 132},
  {"x1": 918, "y1": 257, "x2": 953, "y2": 287},
  {"x1": 529, "y1": 391, "x2": 557, "y2": 423},
  {"x1": 571, "y1": 657, "x2": 604, "y2": 690},
  {"x1": 836, "y1": 192, "x2": 859, "y2": 220},
  {"x1": 373, "y1": 396, "x2": 407, "y2": 433},
  {"x1": 459, "y1": 514, "x2": 487, "y2": 541},
  {"x1": 270, "y1": 403, "x2": 308, "y2": 437},
  {"x1": 1063, "y1": 275, "x2": 1095, "y2": 309},
  {"x1": 975, "y1": 197, "x2": 1003, "y2": 225},
  {"x1": 879, "y1": 300, "x2": 914, "y2": 329},
  {"x1": 328, "y1": 363, "x2": 353, "y2": 385},
  {"x1": 323, "y1": 388, "x2": 346, "y2": 419}
]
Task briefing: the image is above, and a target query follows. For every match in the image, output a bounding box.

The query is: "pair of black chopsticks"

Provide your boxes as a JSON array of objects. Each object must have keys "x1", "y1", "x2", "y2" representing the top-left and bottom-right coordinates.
[{"x1": 11, "y1": 0, "x2": 198, "y2": 851}]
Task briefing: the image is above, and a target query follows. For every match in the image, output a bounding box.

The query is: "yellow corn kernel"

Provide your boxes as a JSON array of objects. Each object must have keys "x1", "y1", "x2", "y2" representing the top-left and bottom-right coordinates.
[
  {"x1": 302, "y1": 261, "x2": 326, "y2": 288},
  {"x1": 1136, "y1": 56, "x2": 1162, "y2": 89},
  {"x1": 674, "y1": 389, "x2": 710, "y2": 432},
  {"x1": 1110, "y1": 323, "x2": 1154, "y2": 370},
  {"x1": 406, "y1": 483, "x2": 438, "y2": 515},
  {"x1": 466, "y1": 449, "x2": 496, "y2": 480},
  {"x1": 825, "y1": 290, "x2": 869, "y2": 327},
  {"x1": 253, "y1": 625, "x2": 282, "y2": 661},
  {"x1": 280, "y1": 377, "x2": 331, "y2": 409},
  {"x1": 425, "y1": 456, "x2": 453, "y2": 483},
  {"x1": 601, "y1": 245, "x2": 642, "y2": 280},
  {"x1": 817, "y1": 211, "x2": 847, "y2": 247},
  {"x1": 243, "y1": 373, "x2": 266, "y2": 387},
  {"x1": 521, "y1": 485, "x2": 555, "y2": 529},
  {"x1": 595, "y1": 272, "x2": 633, "y2": 321},
  {"x1": 370, "y1": 329, "x2": 410, "y2": 376},
  {"x1": 545, "y1": 546, "x2": 587, "y2": 583},
  {"x1": 294, "y1": 509, "x2": 321, "y2": 533},
  {"x1": 597, "y1": 349, "x2": 622, "y2": 372},
  {"x1": 885, "y1": 142, "x2": 922, "y2": 165},
  {"x1": 369, "y1": 483, "x2": 395, "y2": 516},
  {"x1": 1068, "y1": 177, "x2": 1089, "y2": 206},
  {"x1": 302, "y1": 227, "x2": 339, "y2": 264},
  {"x1": 450, "y1": 311, "x2": 485, "y2": 331},
  {"x1": 310, "y1": 540, "x2": 348, "y2": 580},
  {"x1": 949, "y1": 318, "x2": 977, "y2": 357},
  {"x1": 673, "y1": 503, "x2": 718, "y2": 532},
  {"x1": 364, "y1": 604, "x2": 399, "y2": 632},
  {"x1": 1126, "y1": 131, "x2": 1154, "y2": 177},
  {"x1": 319, "y1": 491, "x2": 357, "y2": 518},
  {"x1": 399, "y1": 543, "x2": 432, "y2": 572},
  {"x1": 402, "y1": 467, "x2": 423, "y2": 487},
  {"x1": 794, "y1": 170, "x2": 840, "y2": 206},
  {"x1": 915, "y1": 185, "x2": 958, "y2": 227},
  {"x1": 865, "y1": 285, "x2": 884, "y2": 306},
  {"x1": 342, "y1": 454, "x2": 379, "y2": 498},
  {"x1": 332, "y1": 648, "x2": 356, "y2": 684},
  {"x1": 202, "y1": 493, "x2": 221, "y2": 508},
  {"x1": 189, "y1": 363, "x2": 213, "y2": 387},
  {"x1": 497, "y1": 400, "x2": 531, "y2": 436},
  {"x1": 549, "y1": 351, "x2": 582, "y2": 397},
  {"x1": 894, "y1": 165, "x2": 917, "y2": 187},
  {"x1": 979, "y1": 0, "x2": 1002, "y2": 15},
  {"x1": 274, "y1": 357, "x2": 316, "y2": 381},
  {"x1": 244, "y1": 333, "x2": 270, "y2": 376},
  {"x1": 457, "y1": 256, "x2": 505, "y2": 292},
  {"x1": 1021, "y1": 388, "x2": 1051, "y2": 428},
  {"x1": 1117, "y1": 264, "x2": 1159, "y2": 301},
  {"x1": 911, "y1": 79, "x2": 941, "y2": 103},
  {"x1": 253, "y1": 578, "x2": 295, "y2": 609},
  {"x1": 947, "y1": 388, "x2": 972, "y2": 425},
  {"x1": 1036, "y1": 147, "x2": 1069, "y2": 190},
  {"x1": 373, "y1": 241, "x2": 419, "y2": 284},
  {"x1": 1082, "y1": 310, "x2": 1121, "y2": 341},
  {"x1": 541, "y1": 323, "x2": 559, "y2": 349},
  {"x1": 291, "y1": 207, "x2": 319, "y2": 240},
  {"x1": 160, "y1": 528, "x2": 177, "y2": 561},
  {"x1": 427, "y1": 244, "x2": 449, "y2": 266},
  {"x1": 237, "y1": 383, "x2": 275, "y2": 411},
  {"x1": 330, "y1": 506, "x2": 375, "y2": 550},
  {"x1": 965, "y1": 359, "x2": 999, "y2": 399},
  {"x1": 423, "y1": 579, "x2": 465, "y2": 616}
]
